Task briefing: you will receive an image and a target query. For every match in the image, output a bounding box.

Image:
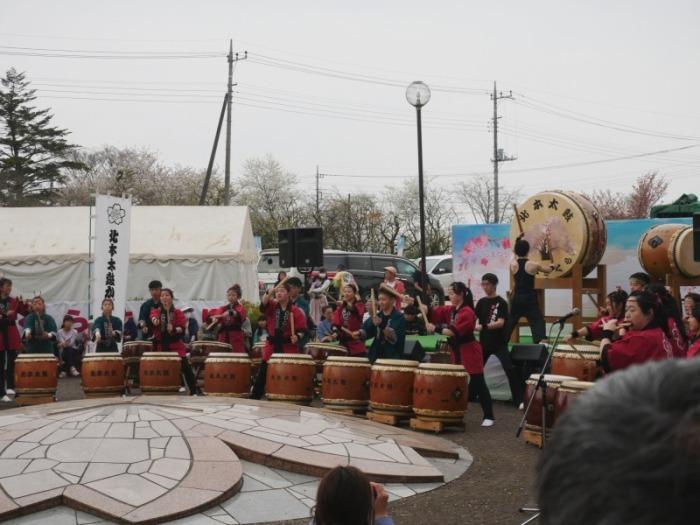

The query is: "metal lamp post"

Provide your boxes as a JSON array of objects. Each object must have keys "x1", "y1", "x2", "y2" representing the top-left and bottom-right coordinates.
[{"x1": 406, "y1": 81, "x2": 431, "y2": 301}]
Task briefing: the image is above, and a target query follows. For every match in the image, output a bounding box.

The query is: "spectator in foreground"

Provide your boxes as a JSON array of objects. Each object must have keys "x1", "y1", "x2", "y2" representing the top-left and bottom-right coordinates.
[
  {"x1": 537, "y1": 359, "x2": 700, "y2": 525},
  {"x1": 312, "y1": 465, "x2": 393, "y2": 525}
]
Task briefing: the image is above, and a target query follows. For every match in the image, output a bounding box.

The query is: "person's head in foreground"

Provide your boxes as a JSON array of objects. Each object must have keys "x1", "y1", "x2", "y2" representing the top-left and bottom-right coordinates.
[
  {"x1": 313, "y1": 466, "x2": 391, "y2": 525},
  {"x1": 537, "y1": 359, "x2": 700, "y2": 525}
]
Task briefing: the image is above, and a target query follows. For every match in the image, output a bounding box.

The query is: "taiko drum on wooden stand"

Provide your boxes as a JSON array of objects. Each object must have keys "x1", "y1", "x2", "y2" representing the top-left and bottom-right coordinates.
[
  {"x1": 553, "y1": 380, "x2": 594, "y2": 424},
  {"x1": 265, "y1": 353, "x2": 316, "y2": 405},
  {"x1": 139, "y1": 352, "x2": 181, "y2": 394},
  {"x1": 551, "y1": 344, "x2": 601, "y2": 382},
  {"x1": 369, "y1": 359, "x2": 419, "y2": 417},
  {"x1": 14, "y1": 353, "x2": 58, "y2": 406},
  {"x1": 204, "y1": 352, "x2": 251, "y2": 397},
  {"x1": 122, "y1": 341, "x2": 151, "y2": 388},
  {"x1": 524, "y1": 374, "x2": 577, "y2": 435},
  {"x1": 321, "y1": 356, "x2": 371, "y2": 411},
  {"x1": 412, "y1": 363, "x2": 469, "y2": 424},
  {"x1": 638, "y1": 223, "x2": 700, "y2": 279},
  {"x1": 81, "y1": 353, "x2": 125, "y2": 397}
]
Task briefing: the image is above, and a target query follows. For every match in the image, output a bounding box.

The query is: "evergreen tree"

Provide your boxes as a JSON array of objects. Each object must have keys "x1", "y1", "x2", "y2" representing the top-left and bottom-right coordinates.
[{"x1": 0, "y1": 68, "x2": 84, "y2": 206}]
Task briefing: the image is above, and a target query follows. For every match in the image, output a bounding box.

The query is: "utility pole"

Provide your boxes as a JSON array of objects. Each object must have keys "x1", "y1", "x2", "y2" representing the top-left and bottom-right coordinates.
[
  {"x1": 315, "y1": 165, "x2": 321, "y2": 223},
  {"x1": 491, "y1": 81, "x2": 516, "y2": 223},
  {"x1": 224, "y1": 41, "x2": 247, "y2": 205}
]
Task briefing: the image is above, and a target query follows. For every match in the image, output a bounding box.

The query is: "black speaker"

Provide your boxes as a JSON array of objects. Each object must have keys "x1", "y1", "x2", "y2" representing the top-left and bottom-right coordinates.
[
  {"x1": 511, "y1": 344, "x2": 548, "y2": 389},
  {"x1": 278, "y1": 228, "x2": 296, "y2": 268},
  {"x1": 694, "y1": 213, "x2": 700, "y2": 262},
  {"x1": 294, "y1": 227, "x2": 323, "y2": 268},
  {"x1": 403, "y1": 340, "x2": 425, "y2": 362}
]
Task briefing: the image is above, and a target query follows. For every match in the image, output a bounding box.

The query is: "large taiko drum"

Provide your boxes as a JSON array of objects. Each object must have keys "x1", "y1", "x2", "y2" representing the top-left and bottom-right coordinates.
[
  {"x1": 638, "y1": 223, "x2": 700, "y2": 279},
  {"x1": 305, "y1": 342, "x2": 348, "y2": 373},
  {"x1": 321, "y1": 356, "x2": 371, "y2": 411},
  {"x1": 412, "y1": 363, "x2": 469, "y2": 424},
  {"x1": 81, "y1": 353, "x2": 125, "y2": 397},
  {"x1": 204, "y1": 352, "x2": 251, "y2": 397},
  {"x1": 369, "y1": 359, "x2": 419, "y2": 417},
  {"x1": 14, "y1": 353, "x2": 58, "y2": 406},
  {"x1": 551, "y1": 344, "x2": 601, "y2": 382},
  {"x1": 510, "y1": 191, "x2": 607, "y2": 277},
  {"x1": 524, "y1": 374, "x2": 577, "y2": 433},
  {"x1": 139, "y1": 352, "x2": 181, "y2": 394},
  {"x1": 553, "y1": 380, "x2": 594, "y2": 424},
  {"x1": 266, "y1": 354, "x2": 316, "y2": 405},
  {"x1": 122, "y1": 341, "x2": 152, "y2": 388},
  {"x1": 190, "y1": 341, "x2": 232, "y2": 365}
]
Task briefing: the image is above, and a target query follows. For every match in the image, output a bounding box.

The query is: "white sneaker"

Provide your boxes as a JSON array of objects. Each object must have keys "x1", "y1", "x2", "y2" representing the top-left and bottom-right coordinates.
[
  {"x1": 178, "y1": 386, "x2": 186, "y2": 393},
  {"x1": 58, "y1": 371, "x2": 67, "y2": 378},
  {"x1": 6, "y1": 389, "x2": 15, "y2": 395},
  {"x1": 518, "y1": 403, "x2": 525, "y2": 410},
  {"x1": 481, "y1": 419, "x2": 495, "y2": 427},
  {"x1": 1, "y1": 395, "x2": 11, "y2": 402},
  {"x1": 70, "y1": 367, "x2": 80, "y2": 377}
]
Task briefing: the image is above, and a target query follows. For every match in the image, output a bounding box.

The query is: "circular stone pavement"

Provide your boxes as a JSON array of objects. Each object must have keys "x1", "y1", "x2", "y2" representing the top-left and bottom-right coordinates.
[{"x1": 0, "y1": 396, "x2": 472, "y2": 524}]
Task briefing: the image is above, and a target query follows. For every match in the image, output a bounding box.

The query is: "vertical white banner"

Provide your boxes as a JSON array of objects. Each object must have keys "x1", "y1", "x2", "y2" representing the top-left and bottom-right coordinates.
[{"x1": 92, "y1": 195, "x2": 131, "y2": 322}]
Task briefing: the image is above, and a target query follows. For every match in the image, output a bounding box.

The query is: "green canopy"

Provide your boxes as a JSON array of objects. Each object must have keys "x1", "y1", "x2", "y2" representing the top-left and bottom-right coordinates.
[{"x1": 650, "y1": 194, "x2": 700, "y2": 218}]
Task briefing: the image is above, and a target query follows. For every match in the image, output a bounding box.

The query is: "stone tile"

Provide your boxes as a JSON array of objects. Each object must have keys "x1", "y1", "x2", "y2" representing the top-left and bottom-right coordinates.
[
  {"x1": 223, "y1": 487, "x2": 310, "y2": 523},
  {"x1": 171, "y1": 418, "x2": 199, "y2": 431},
  {"x1": 14, "y1": 486, "x2": 64, "y2": 508},
  {"x1": 149, "y1": 458, "x2": 189, "y2": 480},
  {"x1": 259, "y1": 416, "x2": 337, "y2": 437},
  {"x1": 0, "y1": 469, "x2": 69, "y2": 498},
  {"x1": 1, "y1": 506, "x2": 75, "y2": 525},
  {"x1": 392, "y1": 434, "x2": 459, "y2": 459},
  {"x1": 127, "y1": 459, "x2": 152, "y2": 474},
  {"x1": 25, "y1": 458, "x2": 58, "y2": 473},
  {"x1": 369, "y1": 442, "x2": 410, "y2": 464},
  {"x1": 348, "y1": 458, "x2": 443, "y2": 483},
  {"x1": 428, "y1": 457, "x2": 471, "y2": 483},
  {"x1": 300, "y1": 497, "x2": 316, "y2": 508},
  {"x1": 82, "y1": 463, "x2": 128, "y2": 484},
  {"x1": 165, "y1": 437, "x2": 189, "y2": 459},
  {"x1": 302, "y1": 434, "x2": 331, "y2": 446},
  {"x1": 42, "y1": 429, "x2": 80, "y2": 445},
  {"x1": 142, "y1": 472, "x2": 179, "y2": 488},
  {"x1": 239, "y1": 474, "x2": 269, "y2": 492},
  {"x1": 58, "y1": 472, "x2": 81, "y2": 484},
  {"x1": 305, "y1": 444, "x2": 349, "y2": 457},
  {"x1": 180, "y1": 460, "x2": 242, "y2": 492},
  {"x1": 287, "y1": 480, "x2": 319, "y2": 499},
  {"x1": 0, "y1": 415, "x2": 35, "y2": 428},
  {"x1": 240, "y1": 461, "x2": 291, "y2": 489},
  {"x1": 105, "y1": 423, "x2": 133, "y2": 439},
  {"x1": 76, "y1": 509, "x2": 106, "y2": 524},
  {"x1": 87, "y1": 473, "x2": 167, "y2": 506},
  {"x1": 185, "y1": 436, "x2": 238, "y2": 462},
  {"x1": 1, "y1": 442, "x2": 38, "y2": 459},
  {"x1": 122, "y1": 487, "x2": 222, "y2": 523},
  {"x1": 344, "y1": 442, "x2": 397, "y2": 462},
  {"x1": 399, "y1": 445, "x2": 433, "y2": 467},
  {"x1": 62, "y1": 422, "x2": 78, "y2": 429},
  {"x1": 63, "y1": 484, "x2": 134, "y2": 519},
  {"x1": 92, "y1": 439, "x2": 149, "y2": 463},
  {"x1": 151, "y1": 419, "x2": 181, "y2": 437},
  {"x1": 126, "y1": 415, "x2": 139, "y2": 423},
  {"x1": 135, "y1": 421, "x2": 149, "y2": 428},
  {"x1": 210, "y1": 515, "x2": 237, "y2": 525},
  {"x1": 150, "y1": 448, "x2": 164, "y2": 459},
  {"x1": 192, "y1": 416, "x2": 254, "y2": 433},
  {"x1": 55, "y1": 462, "x2": 88, "y2": 477},
  {"x1": 166, "y1": 515, "x2": 232, "y2": 525},
  {"x1": 150, "y1": 437, "x2": 169, "y2": 448},
  {"x1": 406, "y1": 481, "x2": 442, "y2": 494},
  {"x1": 102, "y1": 409, "x2": 127, "y2": 423},
  {"x1": 190, "y1": 423, "x2": 226, "y2": 437},
  {"x1": 76, "y1": 423, "x2": 110, "y2": 439},
  {"x1": 242, "y1": 429, "x2": 309, "y2": 448},
  {"x1": 17, "y1": 421, "x2": 64, "y2": 443},
  {"x1": 268, "y1": 445, "x2": 347, "y2": 477},
  {"x1": 136, "y1": 409, "x2": 164, "y2": 421},
  {"x1": 383, "y1": 483, "x2": 416, "y2": 498},
  {"x1": 0, "y1": 458, "x2": 30, "y2": 477},
  {"x1": 134, "y1": 426, "x2": 159, "y2": 439},
  {"x1": 271, "y1": 467, "x2": 318, "y2": 486},
  {"x1": 203, "y1": 505, "x2": 229, "y2": 517},
  {"x1": 47, "y1": 438, "x2": 101, "y2": 462}
]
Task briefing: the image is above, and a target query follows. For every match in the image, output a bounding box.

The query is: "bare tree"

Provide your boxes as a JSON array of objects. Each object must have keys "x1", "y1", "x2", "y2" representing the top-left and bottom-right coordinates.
[
  {"x1": 584, "y1": 189, "x2": 629, "y2": 220},
  {"x1": 626, "y1": 171, "x2": 669, "y2": 218},
  {"x1": 456, "y1": 176, "x2": 522, "y2": 224}
]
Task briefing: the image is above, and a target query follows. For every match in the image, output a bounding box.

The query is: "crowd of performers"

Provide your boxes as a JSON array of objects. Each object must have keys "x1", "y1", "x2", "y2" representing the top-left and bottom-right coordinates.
[{"x1": 2, "y1": 241, "x2": 700, "y2": 421}]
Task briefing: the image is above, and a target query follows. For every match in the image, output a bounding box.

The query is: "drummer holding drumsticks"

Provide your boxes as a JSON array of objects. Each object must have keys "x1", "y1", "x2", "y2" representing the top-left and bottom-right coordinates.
[
  {"x1": 206, "y1": 284, "x2": 247, "y2": 353},
  {"x1": 332, "y1": 283, "x2": 367, "y2": 357}
]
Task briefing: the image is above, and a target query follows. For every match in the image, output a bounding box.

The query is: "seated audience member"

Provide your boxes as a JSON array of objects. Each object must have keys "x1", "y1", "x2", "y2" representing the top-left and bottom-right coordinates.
[
  {"x1": 537, "y1": 359, "x2": 700, "y2": 525},
  {"x1": 315, "y1": 305, "x2": 335, "y2": 342},
  {"x1": 56, "y1": 315, "x2": 81, "y2": 378},
  {"x1": 687, "y1": 305, "x2": 700, "y2": 358},
  {"x1": 312, "y1": 465, "x2": 394, "y2": 525},
  {"x1": 403, "y1": 304, "x2": 426, "y2": 336},
  {"x1": 683, "y1": 292, "x2": 700, "y2": 339},
  {"x1": 253, "y1": 317, "x2": 269, "y2": 344}
]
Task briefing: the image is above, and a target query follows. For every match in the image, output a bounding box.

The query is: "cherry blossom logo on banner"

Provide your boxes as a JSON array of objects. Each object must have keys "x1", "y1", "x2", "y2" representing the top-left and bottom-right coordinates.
[{"x1": 107, "y1": 203, "x2": 126, "y2": 225}]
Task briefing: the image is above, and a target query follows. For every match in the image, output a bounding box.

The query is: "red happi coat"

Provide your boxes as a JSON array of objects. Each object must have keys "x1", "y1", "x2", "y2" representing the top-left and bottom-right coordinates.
[
  {"x1": 429, "y1": 303, "x2": 484, "y2": 375},
  {"x1": 332, "y1": 301, "x2": 366, "y2": 355},
  {"x1": 667, "y1": 318, "x2": 688, "y2": 358},
  {"x1": 0, "y1": 296, "x2": 27, "y2": 351},
  {"x1": 209, "y1": 302, "x2": 247, "y2": 353},
  {"x1": 688, "y1": 338, "x2": 700, "y2": 358},
  {"x1": 150, "y1": 307, "x2": 187, "y2": 357},
  {"x1": 585, "y1": 313, "x2": 625, "y2": 341},
  {"x1": 261, "y1": 300, "x2": 306, "y2": 361},
  {"x1": 602, "y1": 326, "x2": 673, "y2": 372}
]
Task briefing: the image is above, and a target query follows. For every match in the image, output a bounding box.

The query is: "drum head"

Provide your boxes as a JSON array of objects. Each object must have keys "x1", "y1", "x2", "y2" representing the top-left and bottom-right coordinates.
[
  {"x1": 84, "y1": 353, "x2": 121, "y2": 360},
  {"x1": 527, "y1": 373, "x2": 577, "y2": 383},
  {"x1": 418, "y1": 363, "x2": 467, "y2": 372},
  {"x1": 559, "y1": 380, "x2": 595, "y2": 391},
  {"x1": 325, "y1": 356, "x2": 370, "y2": 365},
  {"x1": 373, "y1": 359, "x2": 419, "y2": 368},
  {"x1": 207, "y1": 352, "x2": 250, "y2": 361},
  {"x1": 269, "y1": 353, "x2": 313, "y2": 362},
  {"x1": 672, "y1": 227, "x2": 700, "y2": 278}
]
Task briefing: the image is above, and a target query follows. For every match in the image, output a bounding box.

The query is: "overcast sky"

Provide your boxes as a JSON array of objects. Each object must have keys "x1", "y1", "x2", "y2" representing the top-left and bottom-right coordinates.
[{"x1": 2, "y1": 0, "x2": 699, "y2": 211}]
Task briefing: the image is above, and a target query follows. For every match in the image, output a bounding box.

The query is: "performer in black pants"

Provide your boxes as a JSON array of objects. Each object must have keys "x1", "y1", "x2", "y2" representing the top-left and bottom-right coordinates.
[
  {"x1": 506, "y1": 237, "x2": 554, "y2": 343},
  {"x1": 475, "y1": 273, "x2": 523, "y2": 407}
]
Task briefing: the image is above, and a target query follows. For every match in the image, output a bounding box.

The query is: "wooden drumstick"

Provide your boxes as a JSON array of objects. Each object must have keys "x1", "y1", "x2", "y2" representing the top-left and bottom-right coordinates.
[
  {"x1": 370, "y1": 288, "x2": 377, "y2": 318},
  {"x1": 416, "y1": 295, "x2": 430, "y2": 325},
  {"x1": 289, "y1": 304, "x2": 296, "y2": 341},
  {"x1": 513, "y1": 203, "x2": 524, "y2": 236}
]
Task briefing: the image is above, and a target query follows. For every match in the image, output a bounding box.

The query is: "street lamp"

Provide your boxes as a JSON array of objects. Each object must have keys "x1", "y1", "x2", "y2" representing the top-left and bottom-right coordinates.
[{"x1": 406, "y1": 81, "x2": 431, "y2": 302}]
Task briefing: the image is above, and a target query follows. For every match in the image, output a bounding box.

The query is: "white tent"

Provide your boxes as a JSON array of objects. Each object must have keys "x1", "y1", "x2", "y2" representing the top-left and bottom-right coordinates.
[{"x1": 0, "y1": 206, "x2": 259, "y2": 318}]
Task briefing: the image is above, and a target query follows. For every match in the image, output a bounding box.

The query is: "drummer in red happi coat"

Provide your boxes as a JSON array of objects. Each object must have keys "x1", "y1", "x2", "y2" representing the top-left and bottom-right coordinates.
[
  {"x1": 207, "y1": 284, "x2": 247, "y2": 353},
  {"x1": 332, "y1": 283, "x2": 367, "y2": 357}
]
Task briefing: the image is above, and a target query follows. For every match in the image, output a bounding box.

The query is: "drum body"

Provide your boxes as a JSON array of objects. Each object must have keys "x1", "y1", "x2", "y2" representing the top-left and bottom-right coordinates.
[
  {"x1": 510, "y1": 191, "x2": 606, "y2": 277},
  {"x1": 139, "y1": 352, "x2": 181, "y2": 394},
  {"x1": 266, "y1": 354, "x2": 316, "y2": 404},
  {"x1": 413, "y1": 363, "x2": 469, "y2": 423},
  {"x1": 204, "y1": 352, "x2": 251, "y2": 397},
  {"x1": 122, "y1": 341, "x2": 152, "y2": 388},
  {"x1": 554, "y1": 380, "x2": 594, "y2": 424},
  {"x1": 305, "y1": 342, "x2": 348, "y2": 373},
  {"x1": 321, "y1": 356, "x2": 371, "y2": 410},
  {"x1": 369, "y1": 359, "x2": 419, "y2": 417},
  {"x1": 551, "y1": 345, "x2": 601, "y2": 381},
  {"x1": 638, "y1": 224, "x2": 700, "y2": 279},
  {"x1": 82, "y1": 353, "x2": 124, "y2": 397},
  {"x1": 190, "y1": 341, "x2": 232, "y2": 365},
  {"x1": 14, "y1": 353, "x2": 58, "y2": 405},
  {"x1": 524, "y1": 374, "x2": 577, "y2": 431}
]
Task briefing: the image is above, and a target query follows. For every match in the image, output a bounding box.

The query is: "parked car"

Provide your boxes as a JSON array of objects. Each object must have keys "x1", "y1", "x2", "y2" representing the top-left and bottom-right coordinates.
[
  {"x1": 414, "y1": 255, "x2": 453, "y2": 297},
  {"x1": 257, "y1": 249, "x2": 444, "y2": 304}
]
